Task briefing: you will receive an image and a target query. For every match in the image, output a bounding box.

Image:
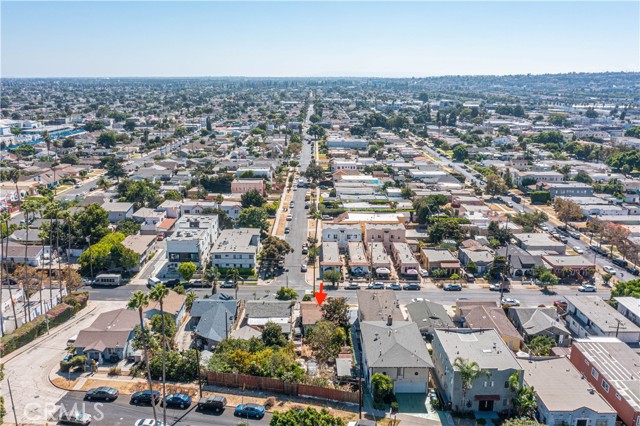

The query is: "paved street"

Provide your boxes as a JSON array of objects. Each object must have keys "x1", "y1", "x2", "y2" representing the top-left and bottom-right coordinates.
[{"x1": 54, "y1": 391, "x2": 271, "y2": 426}]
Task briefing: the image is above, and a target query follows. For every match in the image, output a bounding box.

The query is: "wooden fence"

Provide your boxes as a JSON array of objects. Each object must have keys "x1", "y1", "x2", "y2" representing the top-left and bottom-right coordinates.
[{"x1": 206, "y1": 371, "x2": 359, "y2": 404}]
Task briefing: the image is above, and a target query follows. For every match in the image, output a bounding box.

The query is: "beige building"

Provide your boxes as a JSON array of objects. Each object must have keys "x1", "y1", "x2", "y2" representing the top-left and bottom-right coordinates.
[
  {"x1": 364, "y1": 223, "x2": 406, "y2": 252},
  {"x1": 231, "y1": 178, "x2": 265, "y2": 195}
]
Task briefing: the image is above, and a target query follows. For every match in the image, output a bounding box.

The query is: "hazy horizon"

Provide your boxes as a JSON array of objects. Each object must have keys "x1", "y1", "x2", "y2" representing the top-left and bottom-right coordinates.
[{"x1": 2, "y1": 1, "x2": 638, "y2": 78}]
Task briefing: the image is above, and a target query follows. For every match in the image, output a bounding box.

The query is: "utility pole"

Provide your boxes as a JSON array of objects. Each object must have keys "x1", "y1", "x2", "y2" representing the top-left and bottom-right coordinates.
[
  {"x1": 194, "y1": 347, "x2": 203, "y2": 398},
  {"x1": 615, "y1": 318, "x2": 622, "y2": 337},
  {"x1": 358, "y1": 333, "x2": 364, "y2": 419},
  {"x1": 7, "y1": 378, "x2": 18, "y2": 426}
]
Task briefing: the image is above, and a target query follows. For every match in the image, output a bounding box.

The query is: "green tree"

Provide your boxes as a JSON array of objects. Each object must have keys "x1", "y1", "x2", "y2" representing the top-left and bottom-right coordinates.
[
  {"x1": 452, "y1": 144, "x2": 468, "y2": 162},
  {"x1": 150, "y1": 313, "x2": 176, "y2": 341},
  {"x1": 612, "y1": 279, "x2": 640, "y2": 298},
  {"x1": 163, "y1": 190, "x2": 183, "y2": 201},
  {"x1": 554, "y1": 198, "x2": 583, "y2": 225},
  {"x1": 275, "y1": 287, "x2": 298, "y2": 301},
  {"x1": 177, "y1": 262, "x2": 196, "y2": 281},
  {"x1": 305, "y1": 321, "x2": 346, "y2": 365},
  {"x1": 428, "y1": 219, "x2": 467, "y2": 244},
  {"x1": 502, "y1": 419, "x2": 544, "y2": 426},
  {"x1": 527, "y1": 335, "x2": 555, "y2": 356},
  {"x1": 322, "y1": 270, "x2": 342, "y2": 287},
  {"x1": 149, "y1": 284, "x2": 170, "y2": 425},
  {"x1": 262, "y1": 322, "x2": 287, "y2": 347},
  {"x1": 241, "y1": 189, "x2": 266, "y2": 208},
  {"x1": 127, "y1": 291, "x2": 157, "y2": 422},
  {"x1": 304, "y1": 161, "x2": 325, "y2": 182},
  {"x1": 413, "y1": 194, "x2": 448, "y2": 224},
  {"x1": 510, "y1": 211, "x2": 548, "y2": 232},
  {"x1": 238, "y1": 207, "x2": 270, "y2": 231},
  {"x1": 321, "y1": 297, "x2": 349, "y2": 328},
  {"x1": 485, "y1": 173, "x2": 508, "y2": 196},
  {"x1": 400, "y1": 186, "x2": 415, "y2": 199},
  {"x1": 105, "y1": 157, "x2": 127, "y2": 183},
  {"x1": 97, "y1": 131, "x2": 117, "y2": 148},
  {"x1": 371, "y1": 373, "x2": 393, "y2": 402},
  {"x1": 453, "y1": 357, "x2": 489, "y2": 413},
  {"x1": 270, "y1": 407, "x2": 345, "y2": 426},
  {"x1": 115, "y1": 218, "x2": 141, "y2": 236}
]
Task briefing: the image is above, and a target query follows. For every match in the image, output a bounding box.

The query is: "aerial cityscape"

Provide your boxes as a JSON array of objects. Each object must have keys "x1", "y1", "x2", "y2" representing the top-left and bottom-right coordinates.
[{"x1": 0, "y1": 2, "x2": 639, "y2": 426}]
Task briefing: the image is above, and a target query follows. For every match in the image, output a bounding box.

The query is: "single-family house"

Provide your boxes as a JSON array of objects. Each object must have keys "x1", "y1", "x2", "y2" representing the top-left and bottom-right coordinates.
[
  {"x1": 508, "y1": 307, "x2": 571, "y2": 347},
  {"x1": 406, "y1": 300, "x2": 455, "y2": 339},
  {"x1": 144, "y1": 290, "x2": 187, "y2": 326},
  {"x1": 190, "y1": 297, "x2": 238, "y2": 349},
  {"x1": 74, "y1": 309, "x2": 138, "y2": 364},
  {"x1": 356, "y1": 290, "x2": 404, "y2": 323},
  {"x1": 101, "y1": 201, "x2": 134, "y2": 223},
  {"x1": 420, "y1": 248, "x2": 460, "y2": 275},
  {"x1": 461, "y1": 304, "x2": 524, "y2": 351},
  {"x1": 391, "y1": 242, "x2": 419, "y2": 277}
]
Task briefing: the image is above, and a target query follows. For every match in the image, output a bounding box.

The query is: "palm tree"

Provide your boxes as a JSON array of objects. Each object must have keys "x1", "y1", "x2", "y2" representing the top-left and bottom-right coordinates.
[
  {"x1": 149, "y1": 284, "x2": 169, "y2": 426},
  {"x1": 225, "y1": 268, "x2": 243, "y2": 299},
  {"x1": 1, "y1": 212, "x2": 19, "y2": 330},
  {"x1": 453, "y1": 356, "x2": 489, "y2": 414},
  {"x1": 21, "y1": 199, "x2": 39, "y2": 322},
  {"x1": 9, "y1": 167, "x2": 22, "y2": 209},
  {"x1": 127, "y1": 291, "x2": 157, "y2": 422},
  {"x1": 204, "y1": 266, "x2": 220, "y2": 295},
  {"x1": 214, "y1": 194, "x2": 224, "y2": 210}
]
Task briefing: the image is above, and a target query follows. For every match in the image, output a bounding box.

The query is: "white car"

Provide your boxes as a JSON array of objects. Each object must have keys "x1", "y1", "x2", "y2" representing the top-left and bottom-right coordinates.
[
  {"x1": 602, "y1": 265, "x2": 616, "y2": 275},
  {"x1": 573, "y1": 246, "x2": 584, "y2": 254},
  {"x1": 135, "y1": 420, "x2": 165, "y2": 426},
  {"x1": 501, "y1": 297, "x2": 520, "y2": 306},
  {"x1": 578, "y1": 284, "x2": 597, "y2": 292}
]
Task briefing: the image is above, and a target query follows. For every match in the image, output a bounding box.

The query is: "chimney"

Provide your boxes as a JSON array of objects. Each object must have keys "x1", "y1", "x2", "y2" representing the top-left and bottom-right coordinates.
[{"x1": 387, "y1": 315, "x2": 393, "y2": 326}]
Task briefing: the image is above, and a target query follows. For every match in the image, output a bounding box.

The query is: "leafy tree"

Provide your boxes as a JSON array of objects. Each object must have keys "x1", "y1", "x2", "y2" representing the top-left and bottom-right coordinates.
[
  {"x1": 554, "y1": 198, "x2": 583, "y2": 225},
  {"x1": 548, "y1": 113, "x2": 569, "y2": 127},
  {"x1": 574, "y1": 170, "x2": 593, "y2": 184},
  {"x1": 510, "y1": 211, "x2": 548, "y2": 232},
  {"x1": 115, "y1": 218, "x2": 140, "y2": 236},
  {"x1": 60, "y1": 153, "x2": 79, "y2": 165},
  {"x1": 612, "y1": 279, "x2": 640, "y2": 298},
  {"x1": 177, "y1": 262, "x2": 196, "y2": 281},
  {"x1": 428, "y1": 219, "x2": 468, "y2": 244},
  {"x1": 97, "y1": 131, "x2": 117, "y2": 148},
  {"x1": 117, "y1": 179, "x2": 163, "y2": 209},
  {"x1": 305, "y1": 321, "x2": 345, "y2": 365},
  {"x1": 624, "y1": 126, "x2": 640, "y2": 138},
  {"x1": 238, "y1": 207, "x2": 270, "y2": 231},
  {"x1": 465, "y1": 261, "x2": 478, "y2": 275},
  {"x1": 413, "y1": 194, "x2": 448, "y2": 224},
  {"x1": 105, "y1": 157, "x2": 127, "y2": 182},
  {"x1": 111, "y1": 243, "x2": 138, "y2": 271},
  {"x1": 148, "y1": 349, "x2": 198, "y2": 382},
  {"x1": 262, "y1": 322, "x2": 287, "y2": 347},
  {"x1": 322, "y1": 270, "x2": 342, "y2": 287},
  {"x1": 530, "y1": 191, "x2": 551, "y2": 204},
  {"x1": 502, "y1": 419, "x2": 544, "y2": 426},
  {"x1": 371, "y1": 373, "x2": 393, "y2": 402},
  {"x1": 527, "y1": 335, "x2": 555, "y2": 356},
  {"x1": 485, "y1": 173, "x2": 508, "y2": 196},
  {"x1": 163, "y1": 190, "x2": 183, "y2": 201},
  {"x1": 321, "y1": 297, "x2": 349, "y2": 328},
  {"x1": 275, "y1": 287, "x2": 298, "y2": 301},
  {"x1": 123, "y1": 120, "x2": 136, "y2": 132},
  {"x1": 150, "y1": 313, "x2": 177, "y2": 341},
  {"x1": 452, "y1": 144, "x2": 468, "y2": 162},
  {"x1": 270, "y1": 407, "x2": 345, "y2": 426},
  {"x1": 400, "y1": 186, "x2": 415, "y2": 199},
  {"x1": 304, "y1": 161, "x2": 325, "y2": 182},
  {"x1": 241, "y1": 189, "x2": 266, "y2": 208}
]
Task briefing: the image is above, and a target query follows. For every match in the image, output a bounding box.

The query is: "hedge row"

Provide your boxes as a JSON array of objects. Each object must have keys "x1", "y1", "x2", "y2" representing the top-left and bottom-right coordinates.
[{"x1": 0, "y1": 291, "x2": 89, "y2": 357}]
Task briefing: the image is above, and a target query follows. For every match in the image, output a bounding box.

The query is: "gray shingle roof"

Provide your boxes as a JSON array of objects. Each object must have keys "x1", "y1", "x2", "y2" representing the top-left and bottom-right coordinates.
[
  {"x1": 244, "y1": 300, "x2": 293, "y2": 318},
  {"x1": 360, "y1": 321, "x2": 433, "y2": 368},
  {"x1": 406, "y1": 300, "x2": 455, "y2": 332}
]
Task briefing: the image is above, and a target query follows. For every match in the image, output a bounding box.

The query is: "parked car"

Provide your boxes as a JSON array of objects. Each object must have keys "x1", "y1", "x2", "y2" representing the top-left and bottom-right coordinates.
[
  {"x1": 403, "y1": 282, "x2": 421, "y2": 290},
  {"x1": 301, "y1": 247, "x2": 308, "y2": 255},
  {"x1": 84, "y1": 387, "x2": 118, "y2": 401},
  {"x1": 626, "y1": 266, "x2": 640, "y2": 276},
  {"x1": 386, "y1": 282, "x2": 402, "y2": 291},
  {"x1": 345, "y1": 282, "x2": 360, "y2": 290},
  {"x1": 321, "y1": 215, "x2": 332, "y2": 220},
  {"x1": 573, "y1": 246, "x2": 584, "y2": 254},
  {"x1": 578, "y1": 284, "x2": 597, "y2": 292},
  {"x1": 602, "y1": 265, "x2": 617, "y2": 275},
  {"x1": 284, "y1": 226, "x2": 290, "y2": 234},
  {"x1": 489, "y1": 284, "x2": 509, "y2": 292},
  {"x1": 130, "y1": 390, "x2": 160, "y2": 405},
  {"x1": 612, "y1": 258, "x2": 628, "y2": 268},
  {"x1": 286, "y1": 214, "x2": 293, "y2": 221},
  {"x1": 367, "y1": 282, "x2": 385, "y2": 290},
  {"x1": 300, "y1": 263, "x2": 307, "y2": 272},
  {"x1": 164, "y1": 278, "x2": 180, "y2": 287},
  {"x1": 58, "y1": 411, "x2": 92, "y2": 425},
  {"x1": 197, "y1": 395, "x2": 227, "y2": 413},
  {"x1": 234, "y1": 403, "x2": 266, "y2": 419},
  {"x1": 135, "y1": 420, "x2": 164, "y2": 426},
  {"x1": 501, "y1": 297, "x2": 520, "y2": 306},
  {"x1": 162, "y1": 393, "x2": 192, "y2": 409},
  {"x1": 553, "y1": 300, "x2": 568, "y2": 310},
  {"x1": 559, "y1": 236, "x2": 569, "y2": 244},
  {"x1": 419, "y1": 268, "x2": 429, "y2": 278},
  {"x1": 443, "y1": 283, "x2": 462, "y2": 291},
  {"x1": 569, "y1": 231, "x2": 581, "y2": 239},
  {"x1": 63, "y1": 354, "x2": 74, "y2": 362},
  {"x1": 220, "y1": 280, "x2": 235, "y2": 288}
]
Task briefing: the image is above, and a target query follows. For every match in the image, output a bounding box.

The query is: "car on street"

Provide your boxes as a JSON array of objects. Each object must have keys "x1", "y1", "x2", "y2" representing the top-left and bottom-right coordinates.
[
  {"x1": 419, "y1": 268, "x2": 429, "y2": 278},
  {"x1": 559, "y1": 236, "x2": 569, "y2": 244},
  {"x1": 58, "y1": 411, "x2": 92, "y2": 425},
  {"x1": 300, "y1": 263, "x2": 307, "y2": 272},
  {"x1": 367, "y1": 282, "x2": 385, "y2": 290},
  {"x1": 573, "y1": 246, "x2": 584, "y2": 254},
  {"x1": 602, "y1": 265, "x2": 616, "y2": 275},
  {"x1": 612, "y1": 258, "x2": 628, "y2": 268},
  {"x1": 578, "y1": 284, "x2": 597, "y2": 292},
  {"x1": 386, "y1": 282, "x2": 402, "y2": 291},
  {"x1": 345, "y1": 282, "x2": 360, "y2": 290},
  {"x1": 626, "y1": 266, "x2": 640, "y2": 276},
  {"x1": 488, "y1": 284, "x2": 510, "y2": 292},
  {"x1": 162, "y1": 393, "x2": 192, "y2": 409},
  {"x1": 197, "y1": 395, "x2": 227, "y2": 413},
  {"x1": 220, "y1": 280, "x2": 235, "y2": 288},
  {"x1": 130, "y1": 390, "x2": 160, "y2": 405},
  {"x1": 164, "y1": 278, "x2": 180, "y2": 287},
  {"x1": 84, "y1": 387, "x2": 118, "y2": 401},
  {"x1": 284, "y1": 226, "x2": 290, "y2": 234},
  {"x1": 286, "y1": 214, "x2": 293, "y2": 221},
  {"x1": 443, "y1": 283, "x2": 462, "y2": 291},
  {"x1": 553, "y1": 300, "x2": 568, "y2": 310},
  {"x1": 570, "y1": 231, "x2": 581, "y2": 239},
  {"x1": 501, "y1": 297, "x2": 520, "y2": 306},
  {"x1": 411, "y1": 297, "x2": 425, "y2": 303},
  {"x1": 234, "y1": 403, "x2": 266, "y2": 419},
  {"x1": 403, "y1": 282, "x2": 421, "y2": 290},
  {"x1": 540, "y1": 225, "x2": 548, "y2": 231},
  {"x1": 321, "y1": 215, "x2": 332, "y2": 220},
  {"x1": 135, "y1": 420, "x2": 165, "y2": 426}
]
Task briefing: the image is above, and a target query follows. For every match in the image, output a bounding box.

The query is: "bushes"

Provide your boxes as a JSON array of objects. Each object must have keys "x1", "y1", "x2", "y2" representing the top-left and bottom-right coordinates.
[
  {"x1": 0, "y1": 291, "x2": 89, "y2": 357},
  {"x1": 60, "y1": 355, "x2": 88, "y2": 373},
  {"x1": 108, "y1": 367, "x2": 122, "y2": 376}
]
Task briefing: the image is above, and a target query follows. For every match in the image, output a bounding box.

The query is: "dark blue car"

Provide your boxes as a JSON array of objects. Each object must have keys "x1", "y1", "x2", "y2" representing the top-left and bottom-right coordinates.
[
  {"x1": 234, "y1": 403, "x2": 266, "y2": 419},
  {"x1": 162, "y1": 393, "x2": 192, "y2": 409},
  {"x1": 130, "y1": 390, "x2": 160, "y2": 405}
]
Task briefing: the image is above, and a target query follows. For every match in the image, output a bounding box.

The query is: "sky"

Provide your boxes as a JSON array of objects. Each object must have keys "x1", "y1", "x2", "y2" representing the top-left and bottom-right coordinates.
[{"x1": 1, "y1": 1, "x2": 638, "y2": 78}]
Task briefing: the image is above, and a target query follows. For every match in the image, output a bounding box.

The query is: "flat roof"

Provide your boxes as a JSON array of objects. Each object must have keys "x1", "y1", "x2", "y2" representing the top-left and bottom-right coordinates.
[
  {"x1": 518, "y1": 357, "x2": 615, "y2": 413},
  {"x1": 565, "y1": 296, "x2": 640, "y2": 334},
  {"x1": 615, "y1": 297, "x2": 640, "y2": 318},
  {"x1": 434, "y1": 328, "x2": 521, "y2": 370}
]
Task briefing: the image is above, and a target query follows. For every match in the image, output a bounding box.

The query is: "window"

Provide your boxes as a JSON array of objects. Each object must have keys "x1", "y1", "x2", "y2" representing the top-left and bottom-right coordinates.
[
  {"x1": 596, "y1": 421, "x2": 607, "y2": 426},
  {"x1": 601, "y1": 379, "x2": 610, "y2": 393},
  {"x1": 616, "y1": 393, "x2": 622, "y2": 401},
  {"x1": 576, "y1": 420, "x2": 588, "y2": 426},
  {"x1": 591, "y1": 367, "x2": 599, "y2": 380},
  {"x1": 504, "y1": 381, "x2": 509, "y2": 388},
  {"x1": 503, "y1": 398, "x2": 508, "y2": 407}
]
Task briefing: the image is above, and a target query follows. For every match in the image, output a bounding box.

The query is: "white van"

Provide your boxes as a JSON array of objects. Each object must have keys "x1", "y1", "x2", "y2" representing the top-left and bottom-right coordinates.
[
  {"x1": 93, "y1": 273, "x2": 122, "y2": 286},
  {"x1": 147, "y1": 277, "x2": 161, "y2": 287}
]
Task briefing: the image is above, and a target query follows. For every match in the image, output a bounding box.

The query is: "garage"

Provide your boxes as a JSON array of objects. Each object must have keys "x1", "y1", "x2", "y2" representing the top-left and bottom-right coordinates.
[{"x1": 394, "y1": 380, "x2": 427, "y2": 393}]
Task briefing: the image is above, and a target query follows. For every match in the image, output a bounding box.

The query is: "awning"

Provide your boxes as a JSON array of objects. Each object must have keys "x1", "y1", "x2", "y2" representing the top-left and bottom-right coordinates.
[
  {"x1": 474, "y1": 395, "x2": 500, "y2": 401},
  {"x1": 405, "y1": 269, "x2": 419, "y2": 275},
  {"x1": 376, "y1": 267, "x2": 390, "y2": 274},
  {"x1": 441, "y1": 262, "x2": 461, "y2": 268}
]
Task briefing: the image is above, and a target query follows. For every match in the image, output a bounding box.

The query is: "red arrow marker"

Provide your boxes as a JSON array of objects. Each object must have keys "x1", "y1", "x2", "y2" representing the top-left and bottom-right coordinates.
[{"x1": 314, "y1": 282, "x2": 327, "y2": 306}]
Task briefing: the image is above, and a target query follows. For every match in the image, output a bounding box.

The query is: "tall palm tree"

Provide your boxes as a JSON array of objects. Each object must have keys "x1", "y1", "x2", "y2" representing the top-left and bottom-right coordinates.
[
  {"x1": 149, "y1": 284, "x2": 169, "y2": 426},
  {"x1": 21, "y1": 199, "x2": 39, "y2": 322},
  {"x1": 225, "y1": 268, "x2": 243, "y2": 300},
  {"x1": 204, "y1": 265, "x2": 220, "y2": 295},
  {"x1": 453, "y1": 356, "x2": 489, "y2": 414},
  {"x1": 1, "y1": 212, "x2": 19, "y2": 330},
  {"x1": 9, "y1": 167, "x2": 22, "y2": 209},
  {"x1": 127, "y1": 291, "x2": 157, "y2": 422}
]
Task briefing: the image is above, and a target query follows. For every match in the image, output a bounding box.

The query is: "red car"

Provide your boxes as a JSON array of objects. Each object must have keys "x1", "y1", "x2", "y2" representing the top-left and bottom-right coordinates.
[{"x1": 553, "y1": 300, "x2": 568, "y2": 310}]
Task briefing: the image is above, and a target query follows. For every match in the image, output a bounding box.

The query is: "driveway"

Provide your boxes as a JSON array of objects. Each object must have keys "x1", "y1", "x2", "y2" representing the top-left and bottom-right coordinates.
[{"x1": 1, "y1": 300, "x2": 125, "y2": 425}]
